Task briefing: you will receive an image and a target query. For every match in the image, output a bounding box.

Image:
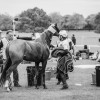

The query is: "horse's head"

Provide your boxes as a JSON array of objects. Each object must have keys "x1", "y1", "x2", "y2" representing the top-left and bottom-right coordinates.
[{"x1": 47, "y1": 23, "x2": 60, "y2": 37}]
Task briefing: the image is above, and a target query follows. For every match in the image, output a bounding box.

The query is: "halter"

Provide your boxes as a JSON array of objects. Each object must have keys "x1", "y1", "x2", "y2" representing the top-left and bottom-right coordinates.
[{"x1": 47, "y1": 25, "x2": 56, "y2": 34}]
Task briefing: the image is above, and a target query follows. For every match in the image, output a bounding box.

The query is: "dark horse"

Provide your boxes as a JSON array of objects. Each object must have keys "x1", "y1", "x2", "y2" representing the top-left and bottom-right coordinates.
[{"x1": 0, "y1": 24, "x2": 59, "y2": 92}]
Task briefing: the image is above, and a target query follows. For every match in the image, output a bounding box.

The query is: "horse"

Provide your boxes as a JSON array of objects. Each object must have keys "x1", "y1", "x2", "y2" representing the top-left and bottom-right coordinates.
[{"x1": 0, "y1": 23, "x2": 60, "y2": 92}]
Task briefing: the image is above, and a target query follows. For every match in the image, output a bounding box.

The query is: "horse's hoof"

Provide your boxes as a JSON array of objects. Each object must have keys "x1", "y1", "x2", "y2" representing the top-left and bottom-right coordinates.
[
  {"x1": 44, "y1": 87, "x2": 48, "y2": 89},
  {"x1": 6, "y1": 87, "x2": 11, "y2": 92},
  {"x1": 9, "y1": 86, "x2": 13, "y2": 91},
  {"x1": 35, "y1": 86, "x2": 39, "y2": 89},
  {"x1": 43, "y1": 85, "x2": 48, "y2": 89}
]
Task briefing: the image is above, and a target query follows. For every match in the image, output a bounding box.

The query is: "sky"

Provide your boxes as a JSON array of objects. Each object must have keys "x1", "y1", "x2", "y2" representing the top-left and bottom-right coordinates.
[{"x1": 0, "y1": 0, "x2": 100, "y2": 18}]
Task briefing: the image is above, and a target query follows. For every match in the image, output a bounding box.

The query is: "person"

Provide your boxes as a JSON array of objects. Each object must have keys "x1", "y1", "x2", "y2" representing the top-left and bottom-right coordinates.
[
  {"x1": 31, "y1": 33, "x2": 36, "y2": 40},
  {"x1": 0, "y1": 30, "x2": 21, "y2": 87},
  {"x1": 56, "y1": 30, "x2": 75, "y2": 89},
  {"x1": 13, "y1": 34, "x2": 17, "y2": 40},
  {"x1": 77, "y1": 45, "x2": 90, "y2": 59},
  {"x1": 71, "y1": 34, "x2": 76, "y2": 45}
]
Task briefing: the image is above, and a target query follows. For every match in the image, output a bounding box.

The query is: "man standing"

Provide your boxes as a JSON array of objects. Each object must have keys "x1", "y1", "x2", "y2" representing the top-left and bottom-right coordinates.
[
  {"x1": 56, "y1": 30, "x2": 75, "y2": 89},
  {"x1": 0, "y1": 30, "x2": 21, "y2": 87},
  {"x1": 71, "y1": 34, "x2": 76, "y2": 45}
]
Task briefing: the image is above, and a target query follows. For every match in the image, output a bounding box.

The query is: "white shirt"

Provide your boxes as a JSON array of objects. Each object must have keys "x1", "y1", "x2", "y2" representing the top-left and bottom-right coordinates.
[
  {"x1": 57, "y1": 38, "x2": 73, "y2": 50},
  {"x1": 35, "y1": 33, "x2": 40, "y2": 39},
  {"x1": 1, "y1": 38, "x2": 9, "y2": 59},
  {"x1": 13, "y1": 36, "x2": 17, "y2": 40}
]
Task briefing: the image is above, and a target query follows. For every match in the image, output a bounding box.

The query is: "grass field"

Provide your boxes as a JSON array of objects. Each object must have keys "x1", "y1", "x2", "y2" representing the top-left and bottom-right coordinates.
[{"x1": 0, "y1": 60, "x2": 100, "y2": 100}]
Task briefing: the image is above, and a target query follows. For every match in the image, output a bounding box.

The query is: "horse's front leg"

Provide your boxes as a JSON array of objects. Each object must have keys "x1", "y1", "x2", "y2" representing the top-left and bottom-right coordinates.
[
  {"x1": 34, "y1": 62, "x2": 39, "y2": 89},
  {"x1": 42, "y1": 60, "x2": 47, "y2": 89}
]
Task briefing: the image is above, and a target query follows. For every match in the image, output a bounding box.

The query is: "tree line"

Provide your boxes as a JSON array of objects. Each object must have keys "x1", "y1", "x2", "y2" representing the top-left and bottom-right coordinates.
[{"x1": 0, "y1": 7, "x2": 100, "y2": 33}]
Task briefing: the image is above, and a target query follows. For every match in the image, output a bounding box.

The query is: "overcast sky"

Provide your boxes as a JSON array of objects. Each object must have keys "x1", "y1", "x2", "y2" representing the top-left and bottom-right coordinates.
[{"x1": 0, "y1": 0, "x2": 100, "y2": 18}]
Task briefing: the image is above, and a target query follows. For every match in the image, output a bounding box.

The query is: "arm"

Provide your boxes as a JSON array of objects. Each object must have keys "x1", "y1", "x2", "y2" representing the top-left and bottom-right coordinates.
[{"x1": 69, "y1": 41, "x2": 75, "y2": 55}]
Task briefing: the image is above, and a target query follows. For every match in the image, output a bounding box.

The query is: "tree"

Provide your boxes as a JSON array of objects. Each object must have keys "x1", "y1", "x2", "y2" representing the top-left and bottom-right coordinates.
[
  {"x1": 17, "y1": 7, "x2": 51, "y2": 33},
  {"x1": 61, "y1": 15, "x2": 71, "y2": 30},
  {"x1": 0, "y1": 14, "x2": 12, "y2": 31},
  {"x1": 49, "y1": 12, "x2": 63, "y2": 29},
  {"x1": 85, "y1": 14, "x2": 96, "y2": 30},
  {"x1": 67, "y1": 13, "x2": 86, "y2": 30},
  {"x1": 94, "y1": 12, "x2": 100, "y2": 33}
]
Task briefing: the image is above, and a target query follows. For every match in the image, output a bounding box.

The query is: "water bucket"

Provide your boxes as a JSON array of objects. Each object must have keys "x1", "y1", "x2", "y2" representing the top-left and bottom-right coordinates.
[{"x1": 45, "y1": 71, "x2": 51, "y2": 80}]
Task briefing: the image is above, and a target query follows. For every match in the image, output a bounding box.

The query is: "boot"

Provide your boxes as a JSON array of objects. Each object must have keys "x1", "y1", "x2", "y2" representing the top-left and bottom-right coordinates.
[
  {"x1": 60, "y1": 73, "x2": 68, "y2": 90},
  {"x1": 61, "y1": 84, "x2": 68, "y2": 90},
  {"x1": 56, "y1": 81, "x2": 61, "y2": 85}
]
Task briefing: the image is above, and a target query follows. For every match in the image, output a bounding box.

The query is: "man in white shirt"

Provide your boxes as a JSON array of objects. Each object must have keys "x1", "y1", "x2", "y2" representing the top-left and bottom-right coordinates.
[{"x1": 0, "y1": 30, "x2": 21, "y2": 87}]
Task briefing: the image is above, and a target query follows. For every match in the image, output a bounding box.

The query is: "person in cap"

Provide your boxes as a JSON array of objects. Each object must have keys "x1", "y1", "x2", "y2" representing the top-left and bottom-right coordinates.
[
  {"x1": 56, "y1": 30, "x2": 75, "y2": 89},
  {"x1": 0, "y1": 30, "x2": 21, "y2": 87}
]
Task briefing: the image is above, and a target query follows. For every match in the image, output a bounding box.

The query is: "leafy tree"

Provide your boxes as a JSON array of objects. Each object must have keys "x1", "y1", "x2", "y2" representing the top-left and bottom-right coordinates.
[
  {"x1": 49, "y1": 12, "x2": 62, "y2": 23},
  {"x1": 94, "y1": 12, "x2": 100, "y2": 33},
  {"x1": 0, "y1": 14, "x2": 12, "y2": 31},
  {"x1": 49, "y1": 12, "x2": 63, "y2": 29},
  {"x1": 17, "y1": 7, "x2": 51, "y2": 33},
  {"x1": 67, "y1": 13, "x2": 86, "y2": 30},
  {"x1": 61, "y1": 15, "x2": 71, "y2": 30},
  {"x1": 85, "y1": 14, "x2": 96, "y2": 30}
]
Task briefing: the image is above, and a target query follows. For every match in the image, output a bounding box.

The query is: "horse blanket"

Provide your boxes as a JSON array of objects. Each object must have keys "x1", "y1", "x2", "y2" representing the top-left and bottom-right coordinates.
[{"x1": 51, "y1": 47, "x2": 74, "y2": 74}]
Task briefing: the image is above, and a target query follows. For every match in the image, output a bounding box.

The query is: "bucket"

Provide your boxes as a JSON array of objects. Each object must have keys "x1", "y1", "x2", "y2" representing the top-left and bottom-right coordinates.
[
  {"x1": 91, "y1": 73, "x2": 96, "y2": 85},
  {"x1": 45, "y1": 71, "x2": 51, "y2": 80}
]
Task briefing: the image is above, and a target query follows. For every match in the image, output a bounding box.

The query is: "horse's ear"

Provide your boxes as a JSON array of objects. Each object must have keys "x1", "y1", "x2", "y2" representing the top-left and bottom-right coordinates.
[
  {"x1": 54, "y1": 23, "x2": 60, "y2": 33},
  {"x1": 55, "y1": 23, "x2": 57, "y2": 26}
]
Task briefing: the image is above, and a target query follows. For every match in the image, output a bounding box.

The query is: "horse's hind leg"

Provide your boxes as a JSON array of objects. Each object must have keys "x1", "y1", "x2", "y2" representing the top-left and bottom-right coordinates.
[
  {"x1": 5, "y1": 62, "x2": 20, "y2": 92},
  {"x1": 42, "y1": 60, "x2": 47, "y2": 89}
]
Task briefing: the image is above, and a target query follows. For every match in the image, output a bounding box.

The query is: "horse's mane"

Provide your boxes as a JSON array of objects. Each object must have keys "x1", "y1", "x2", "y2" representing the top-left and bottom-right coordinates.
[{"x1": 35, "y1": 29, "x2": 52, "y2": 47}]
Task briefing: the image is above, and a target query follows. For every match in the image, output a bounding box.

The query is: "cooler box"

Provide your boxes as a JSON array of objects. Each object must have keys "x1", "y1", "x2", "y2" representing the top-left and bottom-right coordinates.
[{"x1": 81, "y1": 53, "x2": 88, "y2": 59}]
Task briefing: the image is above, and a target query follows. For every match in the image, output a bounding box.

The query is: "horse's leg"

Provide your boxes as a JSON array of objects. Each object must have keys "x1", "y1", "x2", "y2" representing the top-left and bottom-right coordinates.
[
  {"x1": 34, "y1": 62, "x2": 39, "y2": 89},
  {"x1": 5, "y1": 62, "x2": 20, "y2": 92},
  {"x1": 42, "y1": 60, "x2": 47, "y2": 89}
]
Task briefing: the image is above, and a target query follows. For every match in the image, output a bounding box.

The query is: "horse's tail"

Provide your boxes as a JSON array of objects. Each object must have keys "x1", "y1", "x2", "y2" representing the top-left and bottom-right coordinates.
[{"x1": 0, "y1": 44, "x2": 12, "y2": 85}]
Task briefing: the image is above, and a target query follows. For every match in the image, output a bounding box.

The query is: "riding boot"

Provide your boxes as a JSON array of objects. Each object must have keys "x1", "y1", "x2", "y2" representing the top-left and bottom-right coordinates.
[
  {"x1": 60, "y1": 72, "x2": 68, "y2": 90},
  {"x1": 56, "y1": 73, "x2": 62, "y2": 85}
]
